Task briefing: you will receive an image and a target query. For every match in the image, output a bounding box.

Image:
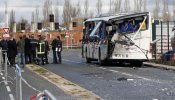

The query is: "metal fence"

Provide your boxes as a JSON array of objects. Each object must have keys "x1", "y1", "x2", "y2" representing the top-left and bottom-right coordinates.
[{"x1": 152, "y1": 21, "x2": 175, "y2": 60}]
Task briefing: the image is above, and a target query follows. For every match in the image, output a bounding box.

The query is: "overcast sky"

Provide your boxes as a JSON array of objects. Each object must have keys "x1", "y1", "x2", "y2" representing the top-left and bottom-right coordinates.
[{"x1": 0, "y1": 0, "x2": 174, "y2": 23}]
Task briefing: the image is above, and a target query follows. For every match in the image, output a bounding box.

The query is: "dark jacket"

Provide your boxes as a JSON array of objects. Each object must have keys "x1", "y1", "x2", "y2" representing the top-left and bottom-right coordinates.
[
  {"x1": 30, "y1": 38, "x2": 38, "y2": 51},
  {"x1": 25, "y1": 38, "x2": 31, "y2": 54},
  {"x1": 8, "y1": 39, "x2": 17, "y2": 57},
  {"x1": 17, "y1": 39, "x2": 25, "y2": 53},
  {"x1": 56, "y1": 40, "x2": 62, "y2": 52},
  {"x1": 45, "y1": 40, "x2": 50, "y2": 52},
  {"x1": 51, "y1": 39, "x2": 57, "y2": 50},
  {"x1": 1, "y1": 40, "x2": 8, "y2": 51}
]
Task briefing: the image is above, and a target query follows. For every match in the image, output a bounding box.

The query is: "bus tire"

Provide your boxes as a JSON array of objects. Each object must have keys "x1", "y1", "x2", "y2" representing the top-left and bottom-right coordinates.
[
  {"x1": 98, "y1": 49, "x2": 106, "y2": 66},
  {"x1": 131, "y1": 61, "x2": 143, "y2": 67}
]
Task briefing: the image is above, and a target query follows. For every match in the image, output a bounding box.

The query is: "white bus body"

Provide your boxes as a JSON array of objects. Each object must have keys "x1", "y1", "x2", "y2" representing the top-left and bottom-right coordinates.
[{"x1": 82, "y1": 12, "x2": 153, "y2": 67}]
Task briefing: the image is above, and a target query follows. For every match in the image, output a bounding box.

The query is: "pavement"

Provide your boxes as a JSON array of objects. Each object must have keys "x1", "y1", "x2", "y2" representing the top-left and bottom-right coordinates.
[{"x1": 144, "y1": 62, "x2": 175, "y2": 70}]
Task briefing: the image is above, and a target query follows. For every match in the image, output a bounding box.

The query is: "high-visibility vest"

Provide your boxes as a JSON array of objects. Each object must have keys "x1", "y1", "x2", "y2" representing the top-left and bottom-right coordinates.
[{"x1": 36, "y1": 42, "x2": 45, "y2": 54}]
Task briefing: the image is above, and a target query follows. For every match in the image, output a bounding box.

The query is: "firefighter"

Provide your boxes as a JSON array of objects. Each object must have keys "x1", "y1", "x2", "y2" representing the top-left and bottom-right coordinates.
[
  {"x1": 37, "y1": 35, "x2": 45, "y2": 65},
  {"x1": 30, "y1": 34, "x2": 38, "y2": 63}
]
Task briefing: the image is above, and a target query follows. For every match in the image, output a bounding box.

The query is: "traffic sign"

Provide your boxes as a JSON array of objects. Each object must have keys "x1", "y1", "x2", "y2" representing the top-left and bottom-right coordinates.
[{"x1": 3, "y1": 28, "x2": 10, "y2": 33}]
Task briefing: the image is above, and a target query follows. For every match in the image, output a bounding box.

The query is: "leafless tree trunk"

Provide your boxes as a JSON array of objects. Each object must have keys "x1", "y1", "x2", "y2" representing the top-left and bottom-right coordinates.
[
  {"x1": 63, "y1": 0, "x2": 72, "y2": 30},
  {"x1": 71, "y1": 0, "x2": 81, "y2": 18},
  {"x1": 134, "y1": 0, "x2": 143, "y2": 12},
  {"x1": 43, "y1": 0, "x2": 52, "y2": 28},
  {"x1": 143, "y1": 0, "x2": 147, "y2": 12},
  {"x1": 162, "y1": 0, "x2": 170, "y2": 21},
  {"x1": 84, "y1": 0, "x2": 89, "y2": 18},
  {"x1": 173, "y1": 0, "x2": 175, "y2": 21},
  {"x1": 96, "y1": 0, "x2": 102, "y2": 15},
  {"x1": 35, "y1": 6, "x2": 39, "y2": 23},
  {"x1": 89, "y1": 10, "x2": 94, "y2": 18},
  {"x1": 112, "y1": 0, "x2": 122, "y2": 13},
  {"x1": 55, "y1": 0, "x2": 59, "y2": 22},
  {"x1": 123, "y1": 0, "x2": 130, "y2": 13},
  {"x1": 153, "y1": 0, "x2": 160, "y2": 20}
]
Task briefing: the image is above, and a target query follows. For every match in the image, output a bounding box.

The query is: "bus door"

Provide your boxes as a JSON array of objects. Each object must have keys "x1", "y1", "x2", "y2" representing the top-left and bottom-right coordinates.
[
  {"x1": 88, "y1": 21, "x2": 102, "y2": 59},
  {"x1": 93, "y1": 21, "x2": 108, "y2": 59}
]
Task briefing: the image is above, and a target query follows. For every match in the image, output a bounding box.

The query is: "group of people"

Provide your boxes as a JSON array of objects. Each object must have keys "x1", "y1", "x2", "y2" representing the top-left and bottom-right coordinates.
[{"x1": 0, "y1": 34, "x2": 62, "y2": 68}]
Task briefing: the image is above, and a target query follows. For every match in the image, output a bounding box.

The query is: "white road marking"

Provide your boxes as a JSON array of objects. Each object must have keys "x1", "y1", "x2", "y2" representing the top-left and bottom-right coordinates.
[
  {"x1": 4, "y1": 81, "x2": 8, "y2": 85},
  {"x1": 0, "y1": 72, "x2": 3, "y2": 76},
  {"x1": 99, "y1": 67, "x2": 107, "y2": 70},
  {"x1": 9, "y1": 94, "x2": 15, "y2": 100},
  {"x1": 62, "y1": 59, "x2": 82, "y2": 64},
  {"x1": 2, "y1": 77, "x2": 5, "y2": 80},
  {"x1": 6, "y1": 86, "x2": 11, "y2": 92}
]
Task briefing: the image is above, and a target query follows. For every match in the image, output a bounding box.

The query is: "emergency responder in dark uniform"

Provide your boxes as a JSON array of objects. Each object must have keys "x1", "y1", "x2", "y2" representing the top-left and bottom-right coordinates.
[
  {"x1": 8, "y1": 35, "x2": 17, "y2": 67},
  {"x1": 56, "y1": 36, "x2": 62, "y2": 64},
  {"x1": 30, "y1": 34, "x2": 38, "y2": 63},
  {"x1": 51, "y1": 36, "x2": 57, "y2": 64},
  {"x1": 43, "y1": 36, "x2": 49, "y2": 64},
  {"x1": 37, "y1": 35, "x2": 45, "y2": 65},
  {"x1": 24, "y1": 35, "x2": 32, "y2": 64},
  {"x1": 1, "y1": 35, "x2": 8, "y2": 62}
]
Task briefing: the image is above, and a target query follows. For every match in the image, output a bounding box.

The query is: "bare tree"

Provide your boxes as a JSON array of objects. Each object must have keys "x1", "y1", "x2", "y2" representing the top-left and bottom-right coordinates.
[
  {"x1": 162, "y1": 0, "x2": 170, "y2": 21},
  {"x1": 35, "y1": 6, "x2": 39, "y2": 23},
  {"x1": 63, "y1": 0, "x2": 72, "y2": 29},
  {"x1": 173, "y1": 0, "x2": 175, "y2": 21},
  {"x1": 55, "y1": 0, "x2": 59, "y2": 22},
  {"x1": 71, "y1": 0, "x2": 81, "y2": 18},
  {"x1": 96, "y1": 0, "x2": 102, "y2": 15},
  {"x1": 43, "y1": 0, "x2": 52, "y2": 27},
  {"x1": 84, "y1": 0, "x2": 89, "y2": 18},
  {"x1": 143, "y1": 0, "x2": 147, "y2": 12},
  {"x1": 112, "y1": 0, "x2": 122, "y2": 13},
  {"x1": 153, "y1": 0, "x2": 160, "y2": 20},
  {"x1": 134, "y1": 0, "x2": 143, "y2": 12},
  {"x1": 89, "y1": 10, "x2": 94, "y2": 18},
  {"x1": 123, "y1": 0, "x2": 130, "y2": 13}
]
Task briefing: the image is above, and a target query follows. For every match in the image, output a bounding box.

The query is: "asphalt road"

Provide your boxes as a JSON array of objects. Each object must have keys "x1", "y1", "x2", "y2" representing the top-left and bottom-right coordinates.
[
  {"x1": 40, "y1": 49, "x2": 175, "y2": 100},
  {"x1": 0, "y1": 64, "x2": 69, "y2": 100}
]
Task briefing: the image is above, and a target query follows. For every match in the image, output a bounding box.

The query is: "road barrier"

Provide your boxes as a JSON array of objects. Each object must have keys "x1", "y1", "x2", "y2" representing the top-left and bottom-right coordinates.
[
  {"x1": 0, "y1": 51, "x2": 13, "y2": 84},
  {"x1": 15, "y1": 64, "x2": 22, "y2": 100}
]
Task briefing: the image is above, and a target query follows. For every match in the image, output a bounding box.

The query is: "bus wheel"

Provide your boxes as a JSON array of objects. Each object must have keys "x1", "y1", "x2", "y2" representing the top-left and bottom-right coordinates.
[
  {"x1": 99, "y1": 50, "x2": 105, "y2": 66},
  {"x1": 131, "y1": 61, "x2": 143, "y2": 67},
  {"x1": 86, "y1": 50, "x2": 91, "y2": 63},
  {"x1": 135, "y1": 61, "x2": 143, "y2": 67},
  {"x1": 86, "y1": 57, "x2": 91, "y2": 63}
]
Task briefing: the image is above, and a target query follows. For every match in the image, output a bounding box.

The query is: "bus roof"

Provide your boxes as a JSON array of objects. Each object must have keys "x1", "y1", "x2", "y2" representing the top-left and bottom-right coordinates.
[{"x1": 85, "y1": 12, "x2": 149, "y2": 22}]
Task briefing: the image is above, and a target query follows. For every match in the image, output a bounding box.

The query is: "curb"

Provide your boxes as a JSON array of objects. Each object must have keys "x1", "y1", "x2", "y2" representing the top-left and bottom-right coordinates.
[
  {"x1": 26, "y1": 64, "x2": 102, "y2": 100},
  {"x1": 143, "y1": 62, "x2": 175, "y2": 71}
]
